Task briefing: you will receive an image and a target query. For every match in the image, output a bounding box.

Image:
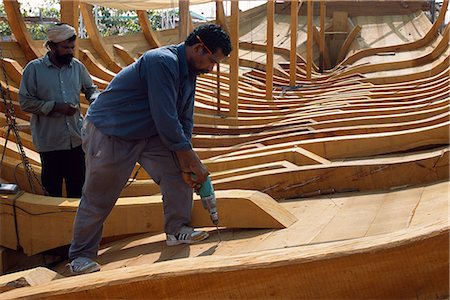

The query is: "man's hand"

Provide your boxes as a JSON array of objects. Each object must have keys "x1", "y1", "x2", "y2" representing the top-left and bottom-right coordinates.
[
  {"x1": 51, "y1": 103, "x2": 78, "y2": 116},
  {"x1": 176, "y1": 149, "x2": 209, "y2": 190}
]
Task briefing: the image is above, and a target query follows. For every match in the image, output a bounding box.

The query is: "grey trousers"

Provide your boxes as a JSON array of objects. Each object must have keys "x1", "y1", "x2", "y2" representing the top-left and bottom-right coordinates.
[{"x1": 69, "y1": 120, "x2": 193, "y2": 259}]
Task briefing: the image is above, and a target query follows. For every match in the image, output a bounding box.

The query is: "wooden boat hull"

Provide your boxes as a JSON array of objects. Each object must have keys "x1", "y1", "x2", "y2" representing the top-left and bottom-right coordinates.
[{"x1": 1, "y1": 222, "x2": 447, "y2": 299}]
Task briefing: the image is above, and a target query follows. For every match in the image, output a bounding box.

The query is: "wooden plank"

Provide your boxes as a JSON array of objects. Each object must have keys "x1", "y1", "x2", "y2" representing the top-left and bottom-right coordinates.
[
  {"x1": 265, "y1": 0, "x2": 274, "y2": 101},
  {"x1": 1, "y1": 223, "x2": 447, "y2": 299},
  {"x1": 340, "y1": 0, "x2": 448, "y2": 66},
  {"x1": 136, "y1": 10, "x2": 161, "y2": 49},
  {"x1": 337, "y1": 24, "x2": 450, "y2": 78},
  {"x1": 365, "y1": 186, "x2": 424, "y2": 236},
  {"x1": 228, "y1": 0, "x2": 239, "y2": 118},
  {"x1": 290, "y1": 0, "x2": 298, "y2": 85},
  {"x1": 79, "y1": 49, "x2": 116, "y2": 82},
  {"x1": 0, "y1": 267, "x2": 62, "y2": 293},
  {"x1": 79, "y1": 3, "x2": 122, "y2": 73},
  {"x1": 409, "y1": 180, "x2": 449, "y2": 228},
  {"x1": 0, "y1": 190, "x2": 296, "y2": 255}
]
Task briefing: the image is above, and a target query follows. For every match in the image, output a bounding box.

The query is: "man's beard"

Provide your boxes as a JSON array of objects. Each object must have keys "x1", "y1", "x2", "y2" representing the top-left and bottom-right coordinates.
[
  {"x1": 195, "y1": 68, "x2": 210, "y2": 75},
  {"x1": 56, "y1": 53, "x2": 73, "y2": 65}
]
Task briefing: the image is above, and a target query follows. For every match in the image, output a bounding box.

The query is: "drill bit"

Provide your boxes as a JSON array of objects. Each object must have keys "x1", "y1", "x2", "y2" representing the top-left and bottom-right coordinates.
[{"x1": 216, "y1": 225, "x2": 222, "y2": 242}]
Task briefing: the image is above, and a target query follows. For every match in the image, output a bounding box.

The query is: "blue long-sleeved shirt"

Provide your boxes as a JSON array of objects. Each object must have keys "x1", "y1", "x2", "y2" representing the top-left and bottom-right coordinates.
[{"x1": 87, "y1": 43, "x2": 196, "y2": 151}]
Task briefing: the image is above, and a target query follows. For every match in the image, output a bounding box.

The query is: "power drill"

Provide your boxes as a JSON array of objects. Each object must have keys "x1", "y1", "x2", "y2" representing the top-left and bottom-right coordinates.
[
  {"x1": 196, "y1": 176, "x2": 219, "y2": 225},
  {"x1": 194, "y1": 175, "x2": 222, "y2": 241}
]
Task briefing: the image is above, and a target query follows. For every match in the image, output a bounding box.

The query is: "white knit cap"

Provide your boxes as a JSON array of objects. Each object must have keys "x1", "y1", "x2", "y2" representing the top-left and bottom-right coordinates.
[{"x1": 47, "y1": 24, "x2": 76, "y2": 43}]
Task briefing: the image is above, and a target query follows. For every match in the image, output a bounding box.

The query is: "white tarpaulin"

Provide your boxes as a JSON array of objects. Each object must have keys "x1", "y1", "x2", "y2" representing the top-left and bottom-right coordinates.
[{"x1": 80, "y1": 0, "x2": 212, "y2": 11}]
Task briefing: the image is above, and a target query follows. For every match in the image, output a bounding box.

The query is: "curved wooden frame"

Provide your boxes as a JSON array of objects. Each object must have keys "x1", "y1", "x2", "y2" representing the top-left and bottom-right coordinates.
[
  {"x1": 79, "y1": 3, "x2": 122, "y2": 73},
  {"x1": 3, "y1": 0, "x2": 40, "y2": 61},
  {"x1": 136, "y1": 10, "x2": 161, "y2": 49},
  {"x1": 339, "y1": 0, "x2": 449, "y2": 66}
]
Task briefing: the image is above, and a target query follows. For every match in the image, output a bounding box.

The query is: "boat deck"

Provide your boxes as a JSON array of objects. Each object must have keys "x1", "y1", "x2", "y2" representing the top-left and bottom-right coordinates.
[{"x1": 53, "y1": 180, "x2": 448, "y2": 276}]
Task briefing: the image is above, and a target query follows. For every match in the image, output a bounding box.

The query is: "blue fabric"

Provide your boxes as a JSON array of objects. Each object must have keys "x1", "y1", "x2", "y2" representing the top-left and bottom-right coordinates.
[{"x1": 87, "y1": 43, "x2": 196, "y2": 151}]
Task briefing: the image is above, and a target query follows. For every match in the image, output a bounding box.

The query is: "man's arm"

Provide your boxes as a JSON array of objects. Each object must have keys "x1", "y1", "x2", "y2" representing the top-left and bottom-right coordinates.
[
  {"x1": 19, "y1": 63, "x2": 56, "y2": 116},
  {"x1": 18, "y1": 63, "x2": 76, "y2": 116},
  {"x1": 80, "y1": 64, "x2": 99, "y2": 104}
]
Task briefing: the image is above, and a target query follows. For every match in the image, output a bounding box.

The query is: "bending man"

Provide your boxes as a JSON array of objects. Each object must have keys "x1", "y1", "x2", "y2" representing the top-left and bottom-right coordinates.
[{"x1": 68, "y1": 24, "x2": 231, "y2": 275}]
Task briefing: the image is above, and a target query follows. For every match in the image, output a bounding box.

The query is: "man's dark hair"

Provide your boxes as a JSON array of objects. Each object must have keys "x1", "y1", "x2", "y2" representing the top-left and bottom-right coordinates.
[{"x1": 185, "y1": 24, "x2": 232, "y2": 56}]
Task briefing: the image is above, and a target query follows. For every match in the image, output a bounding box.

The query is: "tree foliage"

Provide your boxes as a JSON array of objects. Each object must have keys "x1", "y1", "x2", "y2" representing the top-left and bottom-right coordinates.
[
  {"x1": 0, "y1": 3, "x2": 12, "y2": 39},
  {"x1": 96, "y1": 7, "x2": 140, "y2": 37},
  {"x1": 0, "y1": 1, "x2": 172, "y2": 40}
]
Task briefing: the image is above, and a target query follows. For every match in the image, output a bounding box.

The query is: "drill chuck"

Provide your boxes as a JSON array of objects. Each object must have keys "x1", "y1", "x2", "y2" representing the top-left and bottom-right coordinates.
[
  {"x1": 201, "y1": 194, "x2": 219, "y2": 225},
  {"x1": 195, "y1": 176, "x2": 219, "y2": 226}
]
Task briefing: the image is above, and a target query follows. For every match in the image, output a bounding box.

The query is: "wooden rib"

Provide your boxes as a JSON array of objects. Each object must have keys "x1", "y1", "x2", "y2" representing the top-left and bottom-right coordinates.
[
  {"x1": 336, "y1": 25, "x2": 361, "y2": 63},
  {"x1": 212, "y1": 146, "x2": 449, "y2": 200},
  {"x1": 0, "y1": 57, "x2": 22, "y2": 85},
  {"x1": 3, "y1": 0, "x2": 40, "y2": 61},
  {"x1": 319, "y1": 0, "x2": 326, "y2": 72},
  {"x1": 290, "y1": 0, "x2": 298, "y2": 85},
  {"x1": 79, "y1": 3, "x2": 122, "y2": 73},
  {"x1": 340, "y1": 0, "x2": 449, "y2": 66},
  {"x1": 113, "y1": 44, "x2": 136, "y2": 65},
  {"x1": 215, "y1": 0, "x2": 229, "y2": 33},
  {"x1": 306, "y1": 0, "x2": 313, "y2": 79},
  {"x1": 335, "y1": 24, "x2": 450, "y2": 78},
  {"x1": 0, "y1": 190, "x2": 296, "y2": 255},
  {"x1": 136, "y1": 10, "x2": 161, "y2": 49},
  {"x1": 228, "y1": 0, "x2": 239, "y2": 118},
  {"x1": 0, "y1": 267, "x2": 62, "y2": 293},
  {"x1": 79, "y1": 48, "x2": 116, "y2": 82},
  {"x1": 266, "y1": 0, "x2": 274, "y2": 101},
  {"x1": 179, "y1": 0, "x2": 190, "y2": 42}
]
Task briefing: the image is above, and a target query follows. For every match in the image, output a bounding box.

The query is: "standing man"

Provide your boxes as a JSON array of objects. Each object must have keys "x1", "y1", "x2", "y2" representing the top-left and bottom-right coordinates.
[
  {"x1": 68, "y1": 24, "x2": 231, "y2": 275},
  {"x1": 19, "y1": 23, "x2": 98, "y2": 198}
]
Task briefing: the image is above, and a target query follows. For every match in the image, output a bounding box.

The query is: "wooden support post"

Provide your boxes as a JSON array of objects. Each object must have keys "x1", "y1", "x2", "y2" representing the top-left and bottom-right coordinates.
[
  {"x1": 215, "y1": 0, "x2": 229, "y2": 33},
  {"x1": 306, "y1": 0, "x2": 313, "y2": 80},
  {"x1": 179, "y1": 0, "x2": 190, "y2": 42},
  {"x1": 266, "y1": 0, "x2": 274, "y2": 101},
  {"x1": 137, "y1": 10, "x2": 161, "y2": 48},
  {"x1": 290, "y1": 1, "x2": 298, "y2": 86},
  {"x1": 3, "y1": 0, "x2": 39, "y2": 61},
  {"x1": 60, "y1": 0, "x2": 80, "y2": 58},
  {"x1": 319, "y1": 0, "x2": 326, "y2": 72},
  {"x1": 229, "y1": 0, "x2": 239, "y2": 118}
]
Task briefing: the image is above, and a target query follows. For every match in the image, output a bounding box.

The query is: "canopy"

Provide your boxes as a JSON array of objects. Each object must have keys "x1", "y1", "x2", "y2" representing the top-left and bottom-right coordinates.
[{"x1": 80, "y1": 0, "x2": 212, "y2": 10}]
